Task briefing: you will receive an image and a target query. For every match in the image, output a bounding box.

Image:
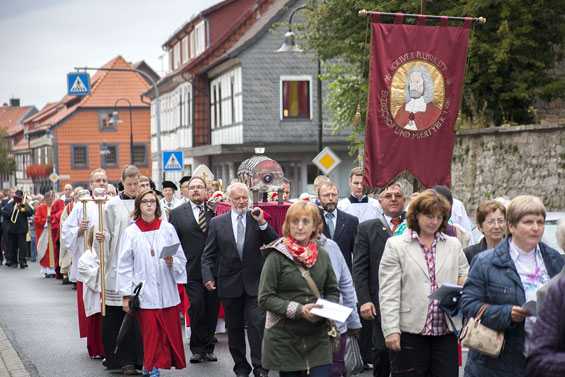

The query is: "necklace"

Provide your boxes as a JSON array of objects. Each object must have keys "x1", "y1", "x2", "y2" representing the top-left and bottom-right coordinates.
[{"x1": 141, "y1": 227, "x2": 157, "y2": 257}]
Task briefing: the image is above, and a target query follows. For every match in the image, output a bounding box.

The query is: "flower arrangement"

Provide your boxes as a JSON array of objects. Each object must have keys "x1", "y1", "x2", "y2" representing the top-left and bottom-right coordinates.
[
  {"x1": 267, "y1": 192, "x2": 279, "y2": 202},
  {"x1": 208, "y1": 191, "x2": 228, "y2": 203},
  {"x1": 25, "y1": 163, "x2": 53, "y2": 178}
]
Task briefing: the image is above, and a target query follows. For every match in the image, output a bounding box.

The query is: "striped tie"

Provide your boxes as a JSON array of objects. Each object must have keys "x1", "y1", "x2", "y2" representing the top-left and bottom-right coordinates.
[{"x1": 198, "y1": 205, "x2": 207, "y2": 233}]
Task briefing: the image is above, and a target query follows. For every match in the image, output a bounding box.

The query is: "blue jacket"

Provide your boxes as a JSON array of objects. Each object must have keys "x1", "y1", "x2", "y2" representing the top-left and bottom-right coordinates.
[{"x1": 460, "y1": 236, "x2": 564, "y2": 377}]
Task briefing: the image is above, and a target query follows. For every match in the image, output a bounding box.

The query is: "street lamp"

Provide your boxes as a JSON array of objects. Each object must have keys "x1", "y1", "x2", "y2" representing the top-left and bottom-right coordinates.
[
  {"x1": 108, "y1": 98, "x2": 134, "y2": 165},
  {"x1": 100, "y1": 141, "x2": 110, "y2": 166},
  {"x1": 275, "y1": 5, "x2": 323, "y2": 154}
]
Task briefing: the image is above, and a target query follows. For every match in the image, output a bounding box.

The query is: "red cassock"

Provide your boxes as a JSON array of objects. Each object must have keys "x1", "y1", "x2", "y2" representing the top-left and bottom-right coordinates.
[
  {"x1": 394, "y1": 102, "x2": 442, "y2": 131},
  {"x1": 34, "y1": 199, "x2": 65, "y2": 269}
]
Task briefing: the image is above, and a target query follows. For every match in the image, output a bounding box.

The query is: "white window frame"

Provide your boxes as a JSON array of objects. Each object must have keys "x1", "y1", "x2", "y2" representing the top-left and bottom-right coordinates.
[
  {"x1": 173, "y1": 42, "x2": 181, "y2": 70},
  {"x1": 210, "y1": 67, "x2": 242, "y2": 129},
  {"x1": 279, "y1": 75, "x2": 313, "y2": 120},
  {"x1": 182, "y1": 36, "x2": 189, "y2": 64}
]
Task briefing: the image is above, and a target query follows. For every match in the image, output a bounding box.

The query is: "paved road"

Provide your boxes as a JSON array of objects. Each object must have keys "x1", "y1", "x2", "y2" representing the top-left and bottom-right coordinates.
[{"x1": 0, "y1": 262, "x2": 379, "y2": 376}]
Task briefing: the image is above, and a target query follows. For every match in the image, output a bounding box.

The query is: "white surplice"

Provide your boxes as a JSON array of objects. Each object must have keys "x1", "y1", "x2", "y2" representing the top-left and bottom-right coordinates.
[
  {"x1": 78, "y1": 248, "x2": 101, "y2": 317},
  {"x1": 116, "y1": 220, "x2": 187, "y2": 309},
  {"x1": 61, "y1": 200, "x2": 103, "y2": 283}
]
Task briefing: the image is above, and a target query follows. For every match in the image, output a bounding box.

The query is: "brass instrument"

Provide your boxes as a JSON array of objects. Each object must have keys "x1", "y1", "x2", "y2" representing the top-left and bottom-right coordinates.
[{"x1": 10, "y1": 193, "x2": 27, "y2": 223}]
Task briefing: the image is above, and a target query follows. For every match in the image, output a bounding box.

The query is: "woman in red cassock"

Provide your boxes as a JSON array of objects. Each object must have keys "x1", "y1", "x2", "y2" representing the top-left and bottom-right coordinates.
[{"x1": 116, "y1": 190, "x2": 187, "y2": 377}]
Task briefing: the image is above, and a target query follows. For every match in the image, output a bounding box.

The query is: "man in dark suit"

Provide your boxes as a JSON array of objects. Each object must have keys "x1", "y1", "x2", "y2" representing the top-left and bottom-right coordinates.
[
  {"x1": 201, "y1": 182, "x2": 278, "y2": 377},
  {"x1": 318, "y1": 181, "x2": 358, "y2": 271},
  {"x1": 169, "y1": 176, "x2": 219, "y2": 363},
  {"x1": 352, "y1": 182, "x2": 406, "y2": 377}
]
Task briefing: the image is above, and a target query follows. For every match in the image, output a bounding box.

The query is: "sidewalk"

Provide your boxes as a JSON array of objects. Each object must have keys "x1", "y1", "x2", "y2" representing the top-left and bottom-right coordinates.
[{"x1": 0, "y1": 326, "x2": 29, "y2": 377}]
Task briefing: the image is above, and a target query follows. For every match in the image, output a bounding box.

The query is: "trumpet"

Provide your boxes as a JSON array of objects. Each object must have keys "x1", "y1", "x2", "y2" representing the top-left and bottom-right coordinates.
[{"x1": 10, "y1": 193, "x2": 27, "y2": 223}]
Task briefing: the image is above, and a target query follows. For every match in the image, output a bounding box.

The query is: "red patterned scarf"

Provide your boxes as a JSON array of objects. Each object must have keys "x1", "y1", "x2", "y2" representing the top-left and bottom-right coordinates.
[{"x1": 283, "y1": 236, "x2": 318, "y2": 268}]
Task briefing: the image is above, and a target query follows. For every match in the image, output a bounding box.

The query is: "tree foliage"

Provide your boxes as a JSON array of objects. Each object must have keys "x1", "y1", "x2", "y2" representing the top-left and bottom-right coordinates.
[
  {"x1": 0, "y1": 128, "x2": 16, "y2": 175},
  {"x1": 300, "y1": 0, "x2": 565, "y2": 154}
]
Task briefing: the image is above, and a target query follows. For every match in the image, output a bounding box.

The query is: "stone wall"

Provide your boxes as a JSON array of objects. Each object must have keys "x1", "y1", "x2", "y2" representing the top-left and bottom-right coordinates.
[{"x1": 451, "y1": 123, "x2": 565, "y2": 213}]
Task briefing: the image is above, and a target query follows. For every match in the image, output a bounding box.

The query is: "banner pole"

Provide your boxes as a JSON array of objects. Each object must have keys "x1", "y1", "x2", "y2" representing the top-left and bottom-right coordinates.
[{"x1": 358, "y1": 10, "x2": 486, "y2": 24}]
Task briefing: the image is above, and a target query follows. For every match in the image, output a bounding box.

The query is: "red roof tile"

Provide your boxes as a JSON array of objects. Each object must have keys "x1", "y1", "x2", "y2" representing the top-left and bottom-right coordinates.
[
  {"x1": 11, "y1": 136, "x2": 30, "y2": 152},
  {"x1": 0, "y1": 105, "x2": 35, "y2": 132},
  {"x1": 25, "y1": 56, "x2": 151, "y2": 134}
]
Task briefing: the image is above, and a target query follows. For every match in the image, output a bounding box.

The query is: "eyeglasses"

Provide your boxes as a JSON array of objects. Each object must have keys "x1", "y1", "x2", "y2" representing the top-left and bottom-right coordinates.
[
  {"x1": 383, "y1": 193, "x2": 403, "y2": 200},
  {"x1": 188, "y1": 186, "x2": 205, "y2": 190},
  {"x1": 484, "y1": 218, "x2": 505, "y2": 226},
  {"x1": 140, "y1": 199, "x2": 156, "y2": 205}
]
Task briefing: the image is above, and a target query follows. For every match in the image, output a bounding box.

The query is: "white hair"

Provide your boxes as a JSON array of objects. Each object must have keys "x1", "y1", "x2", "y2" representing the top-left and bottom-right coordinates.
[
  {"x1": 227, "y1": 182, "x2": 250, "y2": 199},
  {"x1": 404, "y1": 65, "x2": 435, "y2": 104}
]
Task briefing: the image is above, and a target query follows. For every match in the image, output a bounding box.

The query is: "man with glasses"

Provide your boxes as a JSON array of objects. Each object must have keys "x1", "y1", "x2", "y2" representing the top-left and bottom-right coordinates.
[
  {"x1": 338, "y1": 167, "x2": 383, "y2": 223},
  {"x1": 318, "y1": 181, "x2": 359, "y2": 271},
  {"x1": 352, "y1": 182, "x2": 406, "y2": 377},
  {"x1": 169, "y1": 176, "x2": 220, "y2": 364}
]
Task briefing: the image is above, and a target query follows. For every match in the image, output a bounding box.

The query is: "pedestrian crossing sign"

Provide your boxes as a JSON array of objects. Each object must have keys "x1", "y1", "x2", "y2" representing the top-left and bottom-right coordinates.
[
  {"x1": 67, "y1": 72, "x2": 91, "y2": 95},
  {"x1": 163, "y1": 151, "x2": 183, "y2": 171}
]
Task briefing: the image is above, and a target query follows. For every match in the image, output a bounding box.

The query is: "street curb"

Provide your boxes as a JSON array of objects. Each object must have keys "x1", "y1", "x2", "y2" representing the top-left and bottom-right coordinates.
[{"x1": 0, "y1": 326, "x2": 29, "y2": 377}]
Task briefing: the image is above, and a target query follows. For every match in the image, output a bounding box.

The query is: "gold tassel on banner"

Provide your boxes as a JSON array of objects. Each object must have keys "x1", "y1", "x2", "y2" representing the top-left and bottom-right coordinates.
[{"x1": 353, "y1": 104, "x2": 361, "y2": 127}]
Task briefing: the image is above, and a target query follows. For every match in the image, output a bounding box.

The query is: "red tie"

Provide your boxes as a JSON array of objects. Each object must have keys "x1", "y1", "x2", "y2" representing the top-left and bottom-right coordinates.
[{"x1": 391, "y1": 218, "x2": 401, "y2": 234}]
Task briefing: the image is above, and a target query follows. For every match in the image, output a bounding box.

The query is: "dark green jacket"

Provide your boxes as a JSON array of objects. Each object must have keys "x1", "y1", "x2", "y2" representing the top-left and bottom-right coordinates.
[{"x1": 258, "y1": 238, "x2": 340, "y2": 372}]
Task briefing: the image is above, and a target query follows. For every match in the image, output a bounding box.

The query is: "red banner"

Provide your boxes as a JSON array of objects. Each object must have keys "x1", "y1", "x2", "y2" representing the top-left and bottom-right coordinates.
[{"x1": 363, "y1": 14, "x2": 472, "y2": 188}]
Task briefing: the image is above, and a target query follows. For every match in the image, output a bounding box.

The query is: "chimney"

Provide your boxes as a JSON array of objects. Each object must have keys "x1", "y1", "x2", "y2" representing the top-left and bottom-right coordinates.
[{"x1": 9, "y1": 98, "x2": 20, "y2": 107}]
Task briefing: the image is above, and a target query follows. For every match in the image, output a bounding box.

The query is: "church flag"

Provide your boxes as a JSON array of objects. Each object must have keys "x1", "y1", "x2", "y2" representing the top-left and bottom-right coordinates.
[{"x1": 363, "y1": 13, "x2": 472, "y2": 188}]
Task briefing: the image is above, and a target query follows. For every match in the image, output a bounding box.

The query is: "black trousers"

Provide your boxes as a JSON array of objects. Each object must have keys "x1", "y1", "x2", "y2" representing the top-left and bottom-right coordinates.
[
  {"x1": 6, "y1": 232, "x2": 27, "y2": 266},
  {"x1": 186, "y1": 279, "x2": 220, "y2": 354},
  {"x1": 372, "y1": 320, "x2": 391, "y2": 377},
  {"x1": 101, "y1": 305, "x2": 144, "y2": 370},
  {"x1": 390, "y1": 333, "x2": 458, "y2": 377},
  {"x1": 222, "y1": 292, "x2": 265, "y2": 375}
]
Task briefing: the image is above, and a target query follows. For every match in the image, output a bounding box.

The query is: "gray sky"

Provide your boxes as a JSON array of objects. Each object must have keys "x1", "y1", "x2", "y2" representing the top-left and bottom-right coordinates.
[{"x1": 0, "y1": 0, "x2": 219, "y2": 110}]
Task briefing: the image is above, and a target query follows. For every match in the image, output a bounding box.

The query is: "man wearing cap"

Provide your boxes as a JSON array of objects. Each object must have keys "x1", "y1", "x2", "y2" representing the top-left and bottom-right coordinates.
[
  {"x1": 160, "y1": 181, "x2": 178, "y2": 213},
  {"x1": 169, "y1": 176, "x2": 219, "y2": 364},
  {"x1": 174, "y1": 176, "x2": 192, "y2": 209},
  {"x1": 2, "y1": 190, "x2": 34, "y2": 268}
]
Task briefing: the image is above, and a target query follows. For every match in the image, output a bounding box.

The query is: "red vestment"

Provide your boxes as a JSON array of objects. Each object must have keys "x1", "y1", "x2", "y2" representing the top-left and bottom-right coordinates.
[
  {"x1": 394, "y1": 102, "x2": 442, "y2": 131},
  {"x1": 34, "y1": 199, "x2": 65, "y2": 268},
  {"x1": 137, "y1": 306, "x2": 186, "y2": 371}
]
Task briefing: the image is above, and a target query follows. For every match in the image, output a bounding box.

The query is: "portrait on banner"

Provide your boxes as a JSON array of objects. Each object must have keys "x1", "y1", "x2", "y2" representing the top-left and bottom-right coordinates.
[{"x1": 390, "y1": 61, "x2": 445, "y2": 131}]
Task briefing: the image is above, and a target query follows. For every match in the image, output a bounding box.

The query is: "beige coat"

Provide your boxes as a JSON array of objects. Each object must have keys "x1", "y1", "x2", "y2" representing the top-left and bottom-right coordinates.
[{"x1": 379, "y1": 230, "x2": 469, "y2": 338}]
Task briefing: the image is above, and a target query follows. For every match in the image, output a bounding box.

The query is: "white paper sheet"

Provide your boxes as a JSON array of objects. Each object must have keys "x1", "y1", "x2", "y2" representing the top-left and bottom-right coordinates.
[
  {"x1": 428, "y1": 283, "x2": 463, "y2": 301},
  {"x1": 309, "y1": 298, "x2": 353, "y2": 323},
  {"x1": 159, "y1": 243, "x2": 180, "y2": 259},
  {"x1": 521, "y1": 300, "x2": 537, "y2": 316}
]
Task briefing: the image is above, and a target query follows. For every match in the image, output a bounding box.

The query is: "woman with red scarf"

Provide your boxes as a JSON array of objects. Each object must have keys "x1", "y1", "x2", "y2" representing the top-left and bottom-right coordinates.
[
  {"x1": 258, "y1": 200, "x2": 339, "y2": 377},
  {"x1": 116, "y1": 189, "x2": 187, "y2": 377}
]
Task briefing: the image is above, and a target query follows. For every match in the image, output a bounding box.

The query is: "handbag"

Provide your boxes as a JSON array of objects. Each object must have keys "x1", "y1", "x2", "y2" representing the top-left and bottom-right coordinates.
[
  {"x1": 343, "y1": 334, "x2": 364, "y2": 375},
  {"x1": 294, "y1": 262, "x2": 341, "y2": 355},
  {"x1": 460, "y1": 303, "x2": 505, "y2": 358}
]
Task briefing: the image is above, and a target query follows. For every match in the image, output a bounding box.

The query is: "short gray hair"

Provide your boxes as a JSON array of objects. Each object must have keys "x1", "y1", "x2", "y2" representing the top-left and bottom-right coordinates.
[
  {"x1": 557, "y1": 219, "x2": 565, "y2": 251},
  {"x1": 380, "y1": 182, "x2": 404, "y2": 199},
  {"x1": 227, "y1": 182, "x2": 250, "y2": 199}
]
